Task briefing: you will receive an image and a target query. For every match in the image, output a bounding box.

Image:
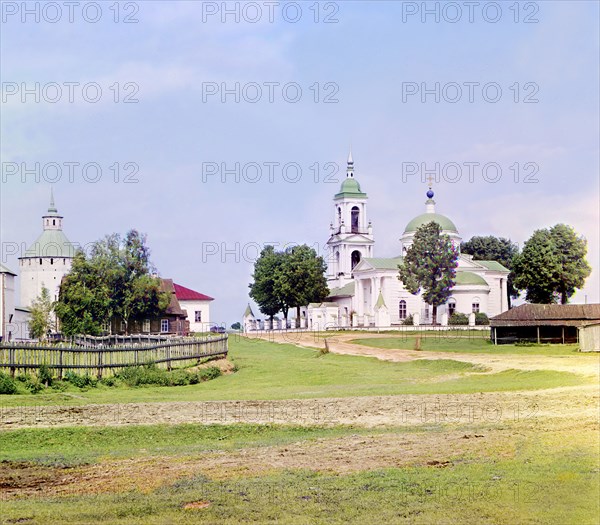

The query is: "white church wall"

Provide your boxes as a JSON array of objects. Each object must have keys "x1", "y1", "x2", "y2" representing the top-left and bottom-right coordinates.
[{"x1": 19, "y1": 257, "x2": 72, "y2": 308}]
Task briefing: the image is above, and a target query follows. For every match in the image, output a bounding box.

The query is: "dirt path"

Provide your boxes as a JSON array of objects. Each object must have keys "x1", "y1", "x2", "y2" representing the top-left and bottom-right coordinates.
[{"x1": 1, "y1": 384, "x2": 598, "y2": 430}]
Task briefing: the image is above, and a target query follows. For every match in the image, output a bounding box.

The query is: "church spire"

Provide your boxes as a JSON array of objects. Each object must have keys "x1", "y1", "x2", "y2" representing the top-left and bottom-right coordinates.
[{"x1": 346, "y1": 148, "x2": 354, "y2": 178}]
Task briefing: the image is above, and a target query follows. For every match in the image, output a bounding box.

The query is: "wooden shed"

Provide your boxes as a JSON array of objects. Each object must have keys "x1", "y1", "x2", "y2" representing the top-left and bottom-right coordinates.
[
  {"x1": 578, "y1": 322, "x2": 600, "y2": 352},
  {"x1": 489, "y1": 304, "x2": 600, "y2": 345}
]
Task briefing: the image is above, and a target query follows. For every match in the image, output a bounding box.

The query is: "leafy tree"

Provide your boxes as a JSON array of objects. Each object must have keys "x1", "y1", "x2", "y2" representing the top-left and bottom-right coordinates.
[
  {"x1": 249, "y1": 246, "x2": 285, "y2": 329},
  {"x1": 231, "y1": 322, "x2": 241, "y2": 330},
  {"x1": 279, "y1": 245, "x2": 329, "y2": 328},
  {"x1": 461, "y1": 236, "x2": 520, "y2": 308},
  {"x1": 29, "y1": 286, "x2": 54, "y2": 340},
  {"x1": 513, "y1": 224, "x2": 591, "y2": 304},
  {"x1": 398, "y1": 222, "x2": 459, "y2": 325},
  {"x1": 55, "y1": 230, "x2": 169, "y2": 336}
]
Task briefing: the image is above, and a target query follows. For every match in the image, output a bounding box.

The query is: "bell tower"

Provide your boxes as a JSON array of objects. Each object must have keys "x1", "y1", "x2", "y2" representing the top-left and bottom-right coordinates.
[{"x1": 326, "y1": 151, "x2": 374, "y2": 287}]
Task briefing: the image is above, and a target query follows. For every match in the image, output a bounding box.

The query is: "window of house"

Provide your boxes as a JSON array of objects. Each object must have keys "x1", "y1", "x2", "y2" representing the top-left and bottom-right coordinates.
[
  {"x1": 143, "y1": 319, "x2": 150, "y2": 333},
  {"x1": 195, "y1": 311, "x2": 202, "y2": 323},
  {"x1": 399, "y1": 300, "x2": 407, "y2": 319},
  {"x1": 121, "y1": 320, "x2": 126, "y2": 332},
  {"x1": 472, "y1": 303, "x2": 480, "y2": 313},
  {"x1": 448, "y1": 300, "x2": 456, "y2": 316},
  {"x1": 161, "y1": 319, "x2": 169, "y2": 333}
]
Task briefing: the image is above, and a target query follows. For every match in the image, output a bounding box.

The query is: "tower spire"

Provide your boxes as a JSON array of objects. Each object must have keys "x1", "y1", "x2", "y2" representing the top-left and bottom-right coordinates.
[
  {"x1": 346, "y1": 148, "x2": 354, "y2": 178},
  {"x1": 49, "y1": 186, "x2": 57, "y2": 213}
]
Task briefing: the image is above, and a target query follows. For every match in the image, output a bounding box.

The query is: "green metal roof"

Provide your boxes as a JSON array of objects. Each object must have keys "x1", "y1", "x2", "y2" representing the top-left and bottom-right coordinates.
[
  {"x1": 454, "y1": 271, "x2": 488, "y2": 286},
  {"x1": 244, "y1": 304, "x2": 254, "y2": 317},
  {"x1": 23, "y1": 229, "x2": 76, "y2": 258},
  {"x1": 477, "y1": 260, "x2": 509, "y2": 272},
  {"x1": 328, "y1": 282, "x2": 355, "y2": 298},
  {"x1": 0, "y1": 263, "x2": 16, "y2": 275},
  {"x1": 404, "y1": 213, "x2": 458, "y2": 233},
  {"x1": 334, "y1": 178, "x2": 367, "y2": 199},
  {"x1": 361, "y1": 257, "x2": 403, "y2": 270}
]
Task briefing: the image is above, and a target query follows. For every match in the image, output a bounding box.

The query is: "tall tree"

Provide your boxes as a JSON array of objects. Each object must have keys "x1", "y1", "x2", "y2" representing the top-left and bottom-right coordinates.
[
  {"x1": 279, "y1": 245, "x2": 329, "y2": 328},
  {"x1": 461, "y1": 236, "x2": 520, "y2": 308},
  {"x1": 249, "y1": 246, "x2": 285, "y2": 329},
  {"x1": 29, "y1": 286, "x2": 54, "y2": 340},
  {"x1": 513, "y1": 224, "x2": 591, "y2": 304},
  {"x1": 398, "y1": 222, "x2": 459, "y2": 325},
  {"x1": 55, "y1": 230, "x2": 169, "y2": 335}
]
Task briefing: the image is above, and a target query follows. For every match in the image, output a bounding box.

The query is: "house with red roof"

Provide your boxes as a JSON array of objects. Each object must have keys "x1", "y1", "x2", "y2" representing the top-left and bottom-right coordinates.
[{"x1": 173, "y1": 283, "x2": 214, "y2": 334}]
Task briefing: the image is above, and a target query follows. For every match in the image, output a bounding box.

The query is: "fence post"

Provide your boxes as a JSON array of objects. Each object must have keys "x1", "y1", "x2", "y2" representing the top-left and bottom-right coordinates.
[
  {"x1": 58, "y1": 349, "x2": 63, "y2": 380},
  {"x1": 9, "y1": 347, "x2": 15, "y2": 378},
  {"x1": 167, "y1": 345, "x2": 172, "y2": 371},
  {"x1": 97, "y1": 350, "x2": 103, "y2": 379}
]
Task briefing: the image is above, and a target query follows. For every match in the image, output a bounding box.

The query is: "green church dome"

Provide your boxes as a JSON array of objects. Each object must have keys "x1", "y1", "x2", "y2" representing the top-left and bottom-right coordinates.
[
  {"x1": 335, "y1": 177, "x2": 367, "y2": 199},
  {"x1": 404, "y1": 212, "x2": 458, "y2": 234}
]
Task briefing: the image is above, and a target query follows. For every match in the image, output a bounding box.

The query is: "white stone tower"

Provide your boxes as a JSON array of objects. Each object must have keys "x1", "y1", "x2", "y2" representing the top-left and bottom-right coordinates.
[
  {"x1": 19, "y1": 190, "x2": 76, "y2": 313},
  {"x1": 326, "y1": 152, "x2": 374, "y2": 287}
]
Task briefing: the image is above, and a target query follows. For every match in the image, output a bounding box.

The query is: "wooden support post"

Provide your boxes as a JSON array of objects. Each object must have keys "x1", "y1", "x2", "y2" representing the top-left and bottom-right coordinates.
[
  {"x1": 9, "y1": 348, "x2": 15, "y2": 378},
  {"x1": 562, "y1": 327, "x2": 565, "y2": 345},
  {"x1": 537, "y1": 326, "x2": 540, "y2": 344}
]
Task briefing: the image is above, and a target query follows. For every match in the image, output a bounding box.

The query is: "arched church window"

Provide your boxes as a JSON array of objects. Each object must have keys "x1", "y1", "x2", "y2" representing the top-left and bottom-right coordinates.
[
  {"x1": 39, "y1": 258, "x2": 42, "y2": 265},
  {"x1": 53, "y1": 219, "x2": 55, "y2": 226},
  {"x1": 351, "y1": 206, "x2": 360, "y2": 233},
  {"x1": 50, "y1": 258, "x2": 54, "y2": 265},
  {"x1": 399, "y1": 300, "x2": 407, "y2": 319},
  {"x1": 337, "y1": 207, "x2": 342, "y2": 226},
  {"x1": 351, "y1": 250, "x2": 361, "y2": 270}
]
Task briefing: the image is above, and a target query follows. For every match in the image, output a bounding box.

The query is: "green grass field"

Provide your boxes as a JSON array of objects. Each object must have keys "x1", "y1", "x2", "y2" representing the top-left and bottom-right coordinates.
[
  {"x1": 0, "y1": 337, "x2": 590, "y2": 407},
  {"x1": 1, "y1": 336, "x2": 598, "y2": 524},
  {"x1": 350, "y1": 336, "x2": 582, "y2": 355}
]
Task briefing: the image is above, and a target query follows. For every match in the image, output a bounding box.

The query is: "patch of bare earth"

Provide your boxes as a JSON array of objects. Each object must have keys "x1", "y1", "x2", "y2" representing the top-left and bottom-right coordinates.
[{"x1": 2, "y1": 416, "x2": 597, "y2": 501}]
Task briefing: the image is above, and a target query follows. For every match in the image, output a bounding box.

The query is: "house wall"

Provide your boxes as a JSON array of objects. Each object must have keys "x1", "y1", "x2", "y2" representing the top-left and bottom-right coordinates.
[
  {"x1": 0, "y1": 272, "x2": 16, "y2": 341},
  {"x1": 180, "y1": 299, "x2": 211, "y2": 333}
]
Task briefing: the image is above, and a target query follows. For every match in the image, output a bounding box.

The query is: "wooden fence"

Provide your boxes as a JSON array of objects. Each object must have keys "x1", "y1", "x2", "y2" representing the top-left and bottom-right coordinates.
[{"x1": 0, "y1": 335, "x2": 228, "y2": 378}]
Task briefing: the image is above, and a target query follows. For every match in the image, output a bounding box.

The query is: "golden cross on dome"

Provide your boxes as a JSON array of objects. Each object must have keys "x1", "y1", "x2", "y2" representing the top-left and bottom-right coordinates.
[{"x1": 426, "y1": 174, "x2": 435, "y2": 188}]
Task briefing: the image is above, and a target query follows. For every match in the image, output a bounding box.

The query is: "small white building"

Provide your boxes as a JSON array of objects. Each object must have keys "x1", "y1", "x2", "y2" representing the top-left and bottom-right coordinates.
[{"x1": 173, "y1": 283, "x2": 213, "y2": 333}]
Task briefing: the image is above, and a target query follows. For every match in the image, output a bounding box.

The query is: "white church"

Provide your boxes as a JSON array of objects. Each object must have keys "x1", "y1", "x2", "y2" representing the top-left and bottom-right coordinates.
[{"x1": 244, "y1": 153, "x2": 510, "y2": 331}]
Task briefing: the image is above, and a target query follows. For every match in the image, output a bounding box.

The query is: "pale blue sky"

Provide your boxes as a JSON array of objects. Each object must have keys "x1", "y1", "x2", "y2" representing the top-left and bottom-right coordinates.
[{"x1": 1, "y1": 1, "x2": 599, "y2": 323}]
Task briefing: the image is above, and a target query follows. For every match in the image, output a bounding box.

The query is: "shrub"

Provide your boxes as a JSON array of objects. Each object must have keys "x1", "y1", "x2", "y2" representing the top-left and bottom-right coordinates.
[
  {"x1": 449, "y1": 312, "x2": 469, "y2": 326},
  {"x1": 402, "y1": 315, "x2": 414, "y2": 326},
  {"x1": 0, "y1": 372, "x2": 18, "y2": 395},
  {"x1": 475, "y1": 312, "x2": 490, "y2": 325},
  {"x1": 117, "y1": 362, "x2": 170, "y2": 387},
  {"x1": 100, "y1": 376, "x2": 117, "y2": 387},
  {"x1": 38, "y1": 364, "x2": 53, "y2": 386},
  {"x1": 25, "y1": 378, "x2": 44, "y2": 394},
  {"x1": 197, "y1": 367, "x2": 222, "y2": 382},
  {"x1": 64, "y1": 371, "x2": 97, "y2": 389}
]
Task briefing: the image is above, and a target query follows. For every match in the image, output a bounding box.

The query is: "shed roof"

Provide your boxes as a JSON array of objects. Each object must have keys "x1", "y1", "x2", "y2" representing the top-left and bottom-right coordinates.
[{"x1": 490, "y1": 303, "x2": 600, "y2": 327}]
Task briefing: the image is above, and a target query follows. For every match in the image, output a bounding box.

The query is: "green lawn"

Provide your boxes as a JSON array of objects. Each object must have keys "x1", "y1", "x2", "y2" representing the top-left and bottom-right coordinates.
[
  {"x1": 0, "y1": 337, "x2": 590, "y2": 407},
  {"x1": 350, "y1": 336, "x2": 583, "y2": 355},
  {"x1": 1, "y1": 422, "x2": 598, "y2": 525}
]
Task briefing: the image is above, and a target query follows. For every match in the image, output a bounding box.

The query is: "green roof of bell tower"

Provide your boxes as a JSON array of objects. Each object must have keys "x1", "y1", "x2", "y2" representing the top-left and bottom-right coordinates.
[{"x1": 334, "y1": 150, "x2": 367, "y2": 199}]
